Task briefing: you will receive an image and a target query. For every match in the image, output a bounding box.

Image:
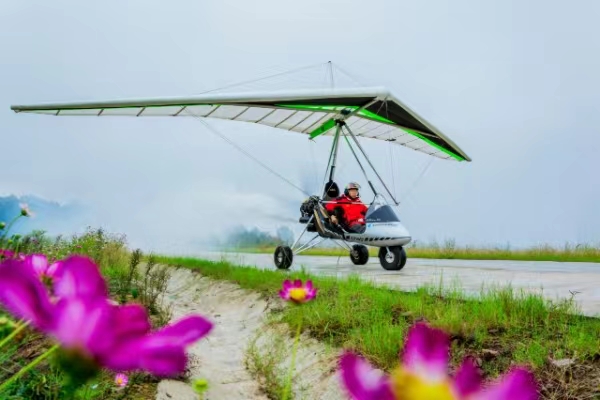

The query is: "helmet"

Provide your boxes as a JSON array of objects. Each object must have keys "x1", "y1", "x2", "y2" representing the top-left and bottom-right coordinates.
[{"x1": 344, "y1": 182, "x2": 361, "y2": 197}]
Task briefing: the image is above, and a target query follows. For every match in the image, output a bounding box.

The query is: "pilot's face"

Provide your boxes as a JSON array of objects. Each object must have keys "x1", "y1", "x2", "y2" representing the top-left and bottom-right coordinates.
[{"x1": 348, "y1": 188, "x2": 358, "y2": 198}]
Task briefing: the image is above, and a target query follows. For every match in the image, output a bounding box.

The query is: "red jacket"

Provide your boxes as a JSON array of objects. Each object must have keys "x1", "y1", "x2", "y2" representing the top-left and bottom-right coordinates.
[{"x1": 325, "y1": 194, "x2": 368, "y2": 226}]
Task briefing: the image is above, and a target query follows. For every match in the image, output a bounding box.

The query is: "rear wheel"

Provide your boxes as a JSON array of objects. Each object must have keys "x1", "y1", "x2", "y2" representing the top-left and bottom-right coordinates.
[
  {"x1": 274, "y1": 246, "x2": 293, "y2": 270},
  {"x1": 378, "y1": 246, "x2": 407, "y2": 271},
  {"x1": 350, "y1": 244, "x2": 369, "y2": 265}
]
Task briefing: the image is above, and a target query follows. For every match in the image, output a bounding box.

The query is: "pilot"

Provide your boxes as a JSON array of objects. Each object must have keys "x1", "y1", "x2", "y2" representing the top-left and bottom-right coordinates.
[{"x1": 325, "y1": 182, "x2": 368, "y2": 233}]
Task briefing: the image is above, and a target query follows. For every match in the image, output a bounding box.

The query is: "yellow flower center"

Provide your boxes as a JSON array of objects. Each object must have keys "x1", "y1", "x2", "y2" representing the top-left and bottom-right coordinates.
[
  {"x1": 289, "y1": 288, "x2": 307, "y2": 302},
  {"x1": 390, "y1": 367, "x2": 457, "y2": 400}
]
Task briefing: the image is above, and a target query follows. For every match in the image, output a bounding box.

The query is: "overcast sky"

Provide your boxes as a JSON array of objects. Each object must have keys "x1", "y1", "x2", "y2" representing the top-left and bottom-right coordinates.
[{"x1": 2, "y1": 0, "x2": 599, "y2": 253}]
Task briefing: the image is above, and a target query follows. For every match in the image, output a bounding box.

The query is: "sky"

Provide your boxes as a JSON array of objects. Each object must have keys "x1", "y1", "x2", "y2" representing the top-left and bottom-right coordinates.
[{"x1": 1, "y1": 0, "x2": 599, "y2": 253}]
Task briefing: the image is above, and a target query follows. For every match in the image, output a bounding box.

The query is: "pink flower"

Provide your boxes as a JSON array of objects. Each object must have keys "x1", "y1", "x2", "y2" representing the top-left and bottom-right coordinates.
[
  {"x1": 279, "y1": 279, "x2": 317, "y2": 304},
  {"x1": 0, "y1": 249, "x2": 15, "y2": 259},
  {"x1": 115, "y1": 373, "x2": 128, "y2": 387},
  {"x1": 0, "y1": 255, "x2": 214, "y2": 377},
  {"x1": 25, "y1": 254, "x2": 63, "y2": 283},
  {"x1": 0, "y1": 257, "x2": 55, "y2": 330},
  {"x1": 339, "y1": 322, "x2": 538, "y2": 400}
]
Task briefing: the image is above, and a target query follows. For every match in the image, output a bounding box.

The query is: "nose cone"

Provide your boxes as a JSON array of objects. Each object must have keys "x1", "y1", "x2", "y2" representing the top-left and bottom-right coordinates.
[
  {"x1": 396, "y1": 222, "x2": 410, "y2": 238},
  {"x1": 395, "y1": 222, "x2": 412, "y2": 245}
]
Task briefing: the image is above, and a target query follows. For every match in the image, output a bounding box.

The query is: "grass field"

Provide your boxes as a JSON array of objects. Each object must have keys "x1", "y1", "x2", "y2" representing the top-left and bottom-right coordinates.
[
  {"x1": 156, "y1": 255, "x2": 600, "y2": 399},
  {"x1": 227, "y1": 240, "x2": 600, "y2": 263}
]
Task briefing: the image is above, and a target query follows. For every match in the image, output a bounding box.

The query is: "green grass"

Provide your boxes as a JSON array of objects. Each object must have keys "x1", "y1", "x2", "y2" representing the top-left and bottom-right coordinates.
[
  {"x1": 156, "y1": 255, "x2": 600, "y2": 399},
  {"x1": 227, "y1": 240, "x2": 600, "y2": 263}
]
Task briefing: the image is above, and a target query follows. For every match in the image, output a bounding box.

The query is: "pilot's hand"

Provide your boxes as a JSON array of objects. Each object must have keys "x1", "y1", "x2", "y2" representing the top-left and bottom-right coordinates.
[{"x1": 330, "y1": 215, "x2": 338, "y2": 224}]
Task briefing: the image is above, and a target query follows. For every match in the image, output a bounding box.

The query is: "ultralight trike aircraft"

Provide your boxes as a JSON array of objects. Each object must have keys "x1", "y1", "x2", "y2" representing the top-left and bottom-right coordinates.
[{"x1": 10, "y1": 80, "x2": 471, "y2": 271}]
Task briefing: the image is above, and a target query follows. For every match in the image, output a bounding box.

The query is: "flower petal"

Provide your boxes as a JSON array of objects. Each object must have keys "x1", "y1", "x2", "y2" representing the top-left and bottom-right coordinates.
[
  {"x1": 112, "y1": 303, "x2": 151, "y2": 342},
  {"x1": 26, "y1": 254, "x2": 48, "y2": 277},
  {"x1": 52, "y1": 255, "x2": 108, "y2": 300},
  {"x1": 145, "y1": 315, "x2": 213, "y2": 348},
  {"x1": 474, "y1": 367, "x2": 538, "y2": 400},
  {"x1": 139, "y1": 343, "x2": 188, "y2": 376},
  {"x1": 50, "y1": 297, "x2": 115, "y2": 356},
  {"x1": 293, "y1": 279, "x2": 303, "y2": 288},
  {"x1": 104, "y1": 338, "x2": 189, "y2": 376},
  {"x1": 401, "y1": 322, "x2": 450, "y2": 382},
  {"x1": 0, "y1": 258, "x2": 54, "y2": 329},
  {"x1": 453, "y1": 357, "x2": 482, "y2": 397},
  {"x1": 102, "y1": 315, "x2": 213, "y2": 375},
  {"x1": 279, "y1": 289, "x2": 291, "y2": 300},
  {"x1": 339, "y1": 351, "x2": 395, "y2": 400},
  {"x1": 282, "y1": 279, "x2": 293, "y2": 290},
  {"x1": 46, "y1": 260, "x2": 63, "y2": 278}
]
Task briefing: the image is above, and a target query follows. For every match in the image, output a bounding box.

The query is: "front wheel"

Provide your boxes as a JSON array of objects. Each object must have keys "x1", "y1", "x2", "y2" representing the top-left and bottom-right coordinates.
[
  {"x1": 350, "y1": 244, "x2": 369, "y2": 265},
  {"x1": 274, "y1": 246, "x2": 293, "y2": 270},
  {"x1": 378, "y1": 246, "x2": 407, "y2": 271}
]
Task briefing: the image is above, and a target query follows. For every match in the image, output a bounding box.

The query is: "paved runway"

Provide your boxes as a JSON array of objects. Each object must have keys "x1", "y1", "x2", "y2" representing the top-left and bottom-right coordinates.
[{"x1": 190, "y1": 251, "x2": 600, "y2": 317}]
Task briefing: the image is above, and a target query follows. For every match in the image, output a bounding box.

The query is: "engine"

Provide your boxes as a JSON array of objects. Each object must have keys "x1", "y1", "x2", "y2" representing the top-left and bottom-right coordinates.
[{"x1": 299, "y1": 195, "x2": 320, "y2": 224}]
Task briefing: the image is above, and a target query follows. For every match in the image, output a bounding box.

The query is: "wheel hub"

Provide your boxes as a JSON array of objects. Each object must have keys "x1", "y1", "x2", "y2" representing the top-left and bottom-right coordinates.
[{"x1": 385, "y1": 250, "x2": 395, "y2": 263}]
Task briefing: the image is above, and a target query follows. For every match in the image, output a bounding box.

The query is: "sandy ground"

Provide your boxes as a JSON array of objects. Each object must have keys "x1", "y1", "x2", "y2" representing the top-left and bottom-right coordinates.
[{"x1": 154, "y1": 267, "x2": 348, "y2": 400}]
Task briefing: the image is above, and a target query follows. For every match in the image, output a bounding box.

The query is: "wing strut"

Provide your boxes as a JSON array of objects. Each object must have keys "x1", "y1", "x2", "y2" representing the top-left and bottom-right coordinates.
[
  {"x1": 342, "y1": 121, "x2": 400, "y2": 205},
  {"x1": 321, "y1": 122, "x2": 342, "y2": 200},
  {"x1": 342, "y1": 133, "x2": 379, "y2": 200}
]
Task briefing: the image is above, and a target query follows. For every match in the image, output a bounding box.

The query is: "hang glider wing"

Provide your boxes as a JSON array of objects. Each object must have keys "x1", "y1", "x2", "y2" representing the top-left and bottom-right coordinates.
[{"x1": 10, "y1": 86, "x2": 471, "y2": 162}]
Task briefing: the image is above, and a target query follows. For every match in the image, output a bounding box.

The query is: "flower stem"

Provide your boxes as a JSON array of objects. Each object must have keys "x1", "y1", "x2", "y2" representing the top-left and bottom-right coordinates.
[
  {"x1": 0, "y1": 320, "x2": 29, "y2": 350},
  {"x1": 282, "y1": 315, "x2": 303, "y2": 400},
  {"x1": 0, "y1": 215, "x2": 22, "y2": 245},
  {"x1": 0, "y1": 344, "x2": 59, "y2": 393}
]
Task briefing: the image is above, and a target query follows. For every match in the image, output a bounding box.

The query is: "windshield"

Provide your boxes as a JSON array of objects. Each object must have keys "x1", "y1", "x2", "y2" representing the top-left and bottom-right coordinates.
[{"x1": 365, "y1": 204, "x2": 401, "y2": 223}]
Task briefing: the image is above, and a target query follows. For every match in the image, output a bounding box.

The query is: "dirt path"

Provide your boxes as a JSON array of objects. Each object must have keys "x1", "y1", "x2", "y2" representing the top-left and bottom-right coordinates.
[
  {"x1": 155, "y1": 267, "x2": 269, "y2": 399},
  {"x1": 154, "y1": 267, "x2": 347, "y2": 400}
]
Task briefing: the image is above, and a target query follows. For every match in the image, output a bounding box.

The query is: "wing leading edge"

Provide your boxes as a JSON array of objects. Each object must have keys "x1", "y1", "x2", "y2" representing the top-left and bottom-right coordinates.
[{"x1": 10, "y1": 86, "x2": 471, "y2": 162}]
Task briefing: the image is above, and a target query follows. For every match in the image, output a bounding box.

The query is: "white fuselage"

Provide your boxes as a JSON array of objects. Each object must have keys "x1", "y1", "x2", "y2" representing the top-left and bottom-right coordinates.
[{"x1": 343, "y1": 221, "x2": 412, "y2": 247}]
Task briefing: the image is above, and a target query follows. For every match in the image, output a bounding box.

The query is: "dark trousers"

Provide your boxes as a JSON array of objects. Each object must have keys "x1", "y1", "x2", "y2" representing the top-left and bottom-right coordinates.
[{"x1": 345, "y1": 223, "x2": 366, "y2": 234}]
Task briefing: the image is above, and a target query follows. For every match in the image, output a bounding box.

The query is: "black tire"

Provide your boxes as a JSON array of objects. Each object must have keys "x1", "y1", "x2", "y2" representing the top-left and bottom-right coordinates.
[
  {"x1": 378, "y1": 246, "x2": 407, "y2": 271},
  {"x1": 274, "y1": 246, "x2": 293, "y2": 270},
  {"x1": 350, "y1": 244, "x2": 369, "y2": 265}
]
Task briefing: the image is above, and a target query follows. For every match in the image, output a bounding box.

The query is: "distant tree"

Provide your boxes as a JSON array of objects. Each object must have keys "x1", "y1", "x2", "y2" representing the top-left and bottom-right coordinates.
[
  {"x1": 276, "y1": 226, "x2": 294, "y2": 245},
  {"x1": 224, "y1": 225, "x2": 295, "y2": 248}
]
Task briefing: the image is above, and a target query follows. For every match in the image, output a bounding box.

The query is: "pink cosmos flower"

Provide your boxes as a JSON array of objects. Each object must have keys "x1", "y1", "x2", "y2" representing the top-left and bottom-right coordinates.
[
  {"x1": 279, "y1": 279, "x2": 317, "y2": 304},
  {"x1": 339, "y1": 322, "x2": 538, "y2": 400},
  {"x1": 0, "y1": 254, "x2": 214, "y2": 377},
  {"x1": 25, "y1": 254, "x2": 63, "y2": 283},
  {"x1": 115, "y1": 373, "x2": 128, "y2": 387}
]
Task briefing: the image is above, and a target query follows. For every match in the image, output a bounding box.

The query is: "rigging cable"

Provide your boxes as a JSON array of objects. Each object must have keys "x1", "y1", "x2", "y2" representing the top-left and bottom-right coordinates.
[
  {"x1": 184, "y1": 109, "x2": 312, "y2": 198},
  {"x1": 180, "y1": 61, "x2": 345, "y2": 199},
  {"x1": 194, "y1": 61, "x2": 331, "y2": 95},
  {"x1": 399, "y1": 156, "x2": 435, "y2": 205}
]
